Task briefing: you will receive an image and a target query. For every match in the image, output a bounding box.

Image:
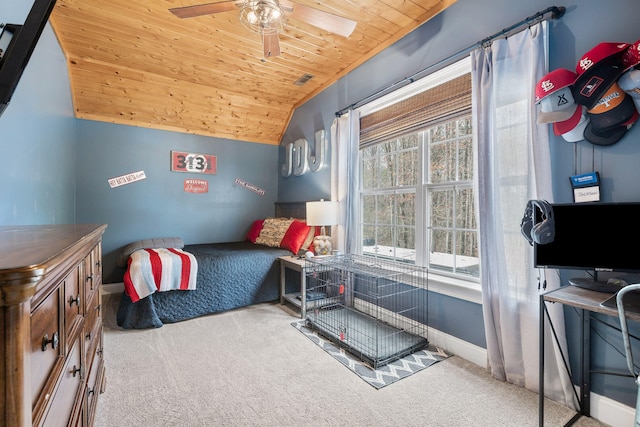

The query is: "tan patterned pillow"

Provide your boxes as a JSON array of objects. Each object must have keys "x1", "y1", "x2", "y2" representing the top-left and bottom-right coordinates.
[{"x1": 255, "y1": 217, "x2": 294, "y2": 247}]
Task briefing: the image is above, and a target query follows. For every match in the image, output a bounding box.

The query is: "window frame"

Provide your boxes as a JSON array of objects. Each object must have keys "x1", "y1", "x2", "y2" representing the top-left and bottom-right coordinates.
[
  {"x1": 423, "y1": 113, "x2": 477, "y2": 280},
  {"x1": 356, "y1": 56, "x2": 482, "y2": 304}
]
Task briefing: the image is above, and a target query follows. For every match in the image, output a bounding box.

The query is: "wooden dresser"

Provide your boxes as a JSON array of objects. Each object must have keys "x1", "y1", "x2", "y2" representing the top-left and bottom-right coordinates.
[{"x1": 0, "y1": 224, "x2": 108, "y2": 426}]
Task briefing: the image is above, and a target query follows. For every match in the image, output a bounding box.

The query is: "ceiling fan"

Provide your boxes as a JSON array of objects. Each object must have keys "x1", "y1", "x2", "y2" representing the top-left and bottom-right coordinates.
[{"x1": 169, "y1": 0, "x2": 357, "y2": 58}]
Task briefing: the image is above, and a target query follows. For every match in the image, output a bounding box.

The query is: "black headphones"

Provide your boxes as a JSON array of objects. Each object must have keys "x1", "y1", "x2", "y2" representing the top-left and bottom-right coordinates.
[{"x1": 520, "y1": 200, "x2": 555, "y2": 245}]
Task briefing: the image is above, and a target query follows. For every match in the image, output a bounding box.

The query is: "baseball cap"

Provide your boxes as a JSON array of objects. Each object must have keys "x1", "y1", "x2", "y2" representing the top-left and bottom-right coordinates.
[
  {"x1": 622, "y1": 39, "x2": 640, "y2": 70},
  {"x1": 538, "y1": 87, "x2": 579, "y2": 123},
  {"x1": 618, "y1": 68, "x2": 640, "y2": 111},
  {"x1": 574, "y1": 42, "x2": 630, "y2": 110},
  {"x1": 553, "y1": 104, "x2": 584, "y2": 135},
  {"x1": 558, "y1": 107, "x2": 589, "y2": 143},
  {"x1": 535, "y1": 68, "x2": 578, "y2": 124},
  {"x1": 584, "y1": 82, "x2": 639, "y2": 145}
]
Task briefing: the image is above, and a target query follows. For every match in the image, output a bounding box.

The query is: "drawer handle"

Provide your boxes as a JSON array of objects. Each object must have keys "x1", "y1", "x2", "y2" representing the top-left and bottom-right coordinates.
[
  {"x1": 95, "y1": 260, "x2": 101, "y2": 267},
  {"x1": 68, "y1": 294, "x2": 80, "y2": 307},
  {"x1": 86, "y1": 274, "x2": 93, "y2": 283},
  {"x1": 87, "y1": 387, "x2": 95, "y2": 397},
  {"x1": 72, "y1": 365, "x2": 82, "y2": 378},
  {"x1": 41, "y1": 332, "x2": 59, "y2": 351},
  {"x1": 96, "y1": 304, "x2": 102, "y2": 313},
  {"x1": 86, "y1": 331, "x2": 93, "y2": 341}
]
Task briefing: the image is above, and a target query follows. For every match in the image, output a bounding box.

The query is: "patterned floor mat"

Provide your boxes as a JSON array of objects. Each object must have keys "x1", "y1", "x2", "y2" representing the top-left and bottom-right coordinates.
[{"x1": 291, "y1": 320, "x2": 450, "y2": 389}]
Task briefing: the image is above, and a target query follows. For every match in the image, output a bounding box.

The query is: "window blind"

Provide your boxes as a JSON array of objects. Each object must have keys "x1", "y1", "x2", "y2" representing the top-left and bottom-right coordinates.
[{"x1": 359, "y1": 73, "x2": 471, "y2": 147}]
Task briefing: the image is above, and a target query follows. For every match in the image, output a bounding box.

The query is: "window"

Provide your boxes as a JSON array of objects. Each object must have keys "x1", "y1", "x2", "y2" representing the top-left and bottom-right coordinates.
[
  {"x1": 361, "y1": 134, "x2": 417, "y2": 262},
  {"x1": 425, "y1": 115, "x2": 478, "y2": 278},
  {"x1": 358, "y1": 58, "x2": 479, "y2": 280}
]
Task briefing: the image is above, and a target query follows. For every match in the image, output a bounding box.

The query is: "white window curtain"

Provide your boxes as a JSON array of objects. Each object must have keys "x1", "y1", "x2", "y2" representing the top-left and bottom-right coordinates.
[
  {"x1": 472, "y1": 21, "x2": 575, "y2": 407},
  {"x1": 330, "y1": 111, "x2": 360, "y2": 254}
]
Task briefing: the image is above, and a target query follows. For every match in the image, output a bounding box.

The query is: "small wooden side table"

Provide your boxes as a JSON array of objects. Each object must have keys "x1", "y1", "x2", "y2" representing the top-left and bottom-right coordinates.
[{"x1": 279, "y1": 255, "x2": 308, "y2": 318}]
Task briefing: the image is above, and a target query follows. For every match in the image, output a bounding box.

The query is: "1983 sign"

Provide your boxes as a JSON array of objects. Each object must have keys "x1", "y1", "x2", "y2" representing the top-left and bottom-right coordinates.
[{"x1": 171, "y1": 151, "x2": 217, "y2": 174}]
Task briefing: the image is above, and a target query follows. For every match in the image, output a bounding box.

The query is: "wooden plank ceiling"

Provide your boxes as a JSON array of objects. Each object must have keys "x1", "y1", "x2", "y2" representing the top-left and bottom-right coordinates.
[{"x1": 50, "y1": 0, "x2": 457, "y2": 145}]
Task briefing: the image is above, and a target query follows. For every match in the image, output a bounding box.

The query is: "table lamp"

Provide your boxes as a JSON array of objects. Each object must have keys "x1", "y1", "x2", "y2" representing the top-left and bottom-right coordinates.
[{"x1": 306, "y1": 199, "x2": 338, "y2": 255}]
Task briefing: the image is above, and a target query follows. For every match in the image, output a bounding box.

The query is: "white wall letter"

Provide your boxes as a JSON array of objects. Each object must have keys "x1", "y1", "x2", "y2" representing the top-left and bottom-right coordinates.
[
  {"x1": 281, "y1": 142, "x2": 293, "y2": 177},
  {"x1": 308, "y1": 129, "x2": 327, "y2": 172},
  {"x1": 292, "y1": 138, "x2": 309, "y2": 176}
]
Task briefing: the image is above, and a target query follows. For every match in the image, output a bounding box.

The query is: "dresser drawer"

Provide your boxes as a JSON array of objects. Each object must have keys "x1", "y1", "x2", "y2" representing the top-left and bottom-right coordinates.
[
  {"x1": 91, "y1": 244, "x2": 103, "y2": 288},
  {"x1": 83, "y1": 245, "x2": 102, "y2": 302},
  {"x1": 63, "y1": 265, "x2": 82, "y2": 342},
  {"x1": 84, "y1": 288, "x2": 101, "y2": 363},
  {"x1": 40, "y1": 336, "x2": 83, "y2": 427},
  {"x1": 31, "y1": 287, "x2": 62, "y2": 404},
  {"x1": 85, "y1": 324, "x2": 105, "y2": 425}
]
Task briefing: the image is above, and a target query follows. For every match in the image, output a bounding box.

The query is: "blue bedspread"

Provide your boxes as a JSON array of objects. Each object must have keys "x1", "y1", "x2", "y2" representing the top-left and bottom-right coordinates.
[{"x1": 116, "y1": 242, "x2": 291, "y2": 329}]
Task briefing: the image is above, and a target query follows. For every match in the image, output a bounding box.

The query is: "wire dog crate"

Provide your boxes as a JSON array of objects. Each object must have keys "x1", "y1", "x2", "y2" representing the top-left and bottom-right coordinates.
[{"x1": 305, "y1": 254, "x2": 428, "y2": 369}]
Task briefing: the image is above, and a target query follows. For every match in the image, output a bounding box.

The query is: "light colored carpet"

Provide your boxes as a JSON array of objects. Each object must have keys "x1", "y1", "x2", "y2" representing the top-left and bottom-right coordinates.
[{"x1": 97, "y1": 294, "x2": 608, "y2": 426}]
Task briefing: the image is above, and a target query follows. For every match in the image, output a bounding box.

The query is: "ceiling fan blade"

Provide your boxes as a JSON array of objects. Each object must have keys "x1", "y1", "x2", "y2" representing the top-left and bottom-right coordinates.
[
  {"x1": 263, "y1": 33, "x2": 281, "y2": 58},
  {"x1": 280, "y1": 0, "x2": 356, "y2": 38},
  {"x1": 169, "y1": 1, "x2": 239, "y2": 19}
]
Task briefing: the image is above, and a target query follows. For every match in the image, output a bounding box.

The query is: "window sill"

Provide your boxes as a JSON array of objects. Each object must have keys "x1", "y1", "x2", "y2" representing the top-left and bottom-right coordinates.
[{"x1": 427, "y1": 272, "x2": 482, "y2": 305}]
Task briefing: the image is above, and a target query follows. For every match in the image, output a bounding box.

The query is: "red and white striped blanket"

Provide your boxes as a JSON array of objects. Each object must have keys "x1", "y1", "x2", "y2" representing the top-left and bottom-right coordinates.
[{"x1": 124, "y1": 248, "x2": 198, "y2": 303}]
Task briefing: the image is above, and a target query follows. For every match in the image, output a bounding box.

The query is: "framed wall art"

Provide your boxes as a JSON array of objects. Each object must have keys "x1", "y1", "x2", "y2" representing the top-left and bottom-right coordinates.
[{"x1": 171, "y1": 150, "x2": 217, "y2": 174}]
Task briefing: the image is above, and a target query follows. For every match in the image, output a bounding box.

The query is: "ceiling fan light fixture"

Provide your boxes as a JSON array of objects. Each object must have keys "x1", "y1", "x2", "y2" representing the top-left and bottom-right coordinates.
[
  {"x1": 246, "y1": 10, "x2": 258, "y2": 24},
  {"x1": 269, "y1": 8, "x2": 281, "y2": 20},
  {"x1": 240, "y1": 0, "x2": 286, "y2": 35}
]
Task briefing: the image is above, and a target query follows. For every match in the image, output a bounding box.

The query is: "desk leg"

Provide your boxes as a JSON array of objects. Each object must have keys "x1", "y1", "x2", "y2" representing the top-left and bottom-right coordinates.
[
  {"x1": 539, "y1": 294, "x2": 545, "y2": 427},
  {"x1": 540, "y1": 296, "x2": 588, "y2": 427},
  {"x1": 580, "y1": 309, "x2": 591, "y2": 417}
]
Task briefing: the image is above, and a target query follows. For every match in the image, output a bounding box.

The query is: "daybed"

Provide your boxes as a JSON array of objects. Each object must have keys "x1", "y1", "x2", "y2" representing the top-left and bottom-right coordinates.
[{"x1": 116, "y1": 203, "x2": 312, "y2": 329}]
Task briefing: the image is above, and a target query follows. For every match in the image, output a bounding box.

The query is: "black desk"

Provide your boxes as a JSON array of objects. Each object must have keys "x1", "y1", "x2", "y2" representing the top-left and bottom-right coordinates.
[{"x1": 539, "y1": 285, "x2": 640, "y2": 426}]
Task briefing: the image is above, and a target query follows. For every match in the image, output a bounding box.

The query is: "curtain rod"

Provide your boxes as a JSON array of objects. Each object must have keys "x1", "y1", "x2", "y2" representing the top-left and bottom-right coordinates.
[{"x1": 335, "y1": 5, "x2": 566, "y2": 117}]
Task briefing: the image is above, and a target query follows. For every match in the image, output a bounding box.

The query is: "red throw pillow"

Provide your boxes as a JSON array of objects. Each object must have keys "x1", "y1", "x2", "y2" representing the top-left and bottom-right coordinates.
[
  {"x1": 246, "y1": 219, "x2": 265, "y2": 243},
  {"x1": 280, "y1": 220, "x2": 312, "y2": 254}
]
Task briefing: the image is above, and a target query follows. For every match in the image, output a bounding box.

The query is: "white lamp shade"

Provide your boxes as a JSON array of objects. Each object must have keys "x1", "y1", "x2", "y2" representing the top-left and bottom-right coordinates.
[{"x1": 306, "y1": 200, "x2": 338, "y2": 227}]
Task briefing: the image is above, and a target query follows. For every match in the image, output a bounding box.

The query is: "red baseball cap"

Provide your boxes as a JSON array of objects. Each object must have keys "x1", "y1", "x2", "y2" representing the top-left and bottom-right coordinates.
[
  {"x1": 559, "y1": 108, "x2": 590, "y2": 143},
  {"x1": 553, "y1": 104, "x2": 584, "y2": 135},
  {"x1": 535, "y1": 68, "x2": 578, "y2": 123},
  {"x1": 622, "y1": 39, "x2": 640, "y2": 70},
  {"x1": 535, "y1": 68, "x2": 576, "y2": 102},
  {"x1": 574, "y1": 42, "x2": 630, "y2": 110}
]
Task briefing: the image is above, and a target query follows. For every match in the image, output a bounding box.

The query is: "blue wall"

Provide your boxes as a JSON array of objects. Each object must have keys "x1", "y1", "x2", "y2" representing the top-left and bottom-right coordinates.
[
  {"x1": 280, "y1": 0, "x2": 640, "y2": 409},
  {"x1": 0, "y1": 12, "x2": 76, "y2": 225},
  {"x1": 75, "y1": 121, "x2": 280, "y2": 282}
]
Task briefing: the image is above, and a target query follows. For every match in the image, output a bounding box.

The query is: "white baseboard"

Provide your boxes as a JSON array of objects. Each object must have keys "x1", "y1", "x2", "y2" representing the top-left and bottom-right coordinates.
[
  {"x1": 589, "y1": 390, "x2": 635, "y2": 427},
  {"x1": 102, "y1": 282, "x2": 124, "y2": 295},
  {"x1": 427, "y1": 325, "x2": 487, "y2": 368}
]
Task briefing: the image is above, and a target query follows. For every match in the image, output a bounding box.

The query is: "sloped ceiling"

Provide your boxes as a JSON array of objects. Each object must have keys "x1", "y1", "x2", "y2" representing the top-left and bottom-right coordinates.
[{"x1": 50, "y1": 0, "x2": 457, "y2": 145}]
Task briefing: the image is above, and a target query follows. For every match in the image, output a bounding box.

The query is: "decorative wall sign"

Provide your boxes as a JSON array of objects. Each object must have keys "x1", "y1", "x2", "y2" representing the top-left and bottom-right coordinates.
[
  {"x1": 171, "y1": 151, "x2": 217, "y2": 174},
  {"x1": 570, "y1": 171, "x2": 600, "y2": 202},
  {"x1": 281, "y1": 129, "x2": 328, "y2": 177},
  {"x1": 184, "y1": 179, "x2": 208, "y2": 193},
  {"x1": 234, "y1": 178, "x2": 265, "y2": 196},
  {"x1": 108, "y1": 170, "x2": 146, "y2": 188}
]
